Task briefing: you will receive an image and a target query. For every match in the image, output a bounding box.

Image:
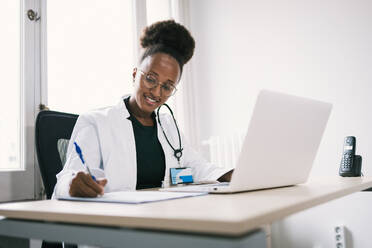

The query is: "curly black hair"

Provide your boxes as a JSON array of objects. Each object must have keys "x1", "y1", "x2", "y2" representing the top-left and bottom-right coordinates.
[{"x1": 140, "y1": 20, "x2": 195, "y2": 72}]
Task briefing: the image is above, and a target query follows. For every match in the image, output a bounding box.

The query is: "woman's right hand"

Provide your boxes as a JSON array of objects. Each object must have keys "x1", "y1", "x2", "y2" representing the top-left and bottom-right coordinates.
[{"x1": 69, "y1": 171, "x2": 107, "y2": 197}]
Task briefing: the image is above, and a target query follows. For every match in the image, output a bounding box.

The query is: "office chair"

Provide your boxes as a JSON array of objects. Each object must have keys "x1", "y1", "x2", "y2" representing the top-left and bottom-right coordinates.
[{"x1": 35, "y1": 110, "x2": 79, "y2": 248}]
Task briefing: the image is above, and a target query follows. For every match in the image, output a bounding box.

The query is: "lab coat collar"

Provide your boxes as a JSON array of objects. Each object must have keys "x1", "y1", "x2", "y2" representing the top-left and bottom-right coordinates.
[
  {"x1": 119, "y1": 94, "x2": 158, "y2": 120},
  {"x1": 119, "y1": 94, "x2": 131, "y2": 119}
]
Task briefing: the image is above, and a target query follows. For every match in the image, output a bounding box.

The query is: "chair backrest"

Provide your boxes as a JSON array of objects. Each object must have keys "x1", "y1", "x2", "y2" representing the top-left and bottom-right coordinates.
[{"x1": 35, "y1": 110, "x2": 78, "y2": 199}]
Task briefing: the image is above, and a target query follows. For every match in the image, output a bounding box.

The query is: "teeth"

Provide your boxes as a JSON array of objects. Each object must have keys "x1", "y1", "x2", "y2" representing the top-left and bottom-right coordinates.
[{"x1": 146, "y1": 96, "x2": 157, "y2": 103}]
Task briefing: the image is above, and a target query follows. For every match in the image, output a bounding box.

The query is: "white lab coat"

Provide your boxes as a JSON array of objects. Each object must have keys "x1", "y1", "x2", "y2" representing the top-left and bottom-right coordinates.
[{"x1": 53, "y1": 96, "x2": 230, "y2": 197}]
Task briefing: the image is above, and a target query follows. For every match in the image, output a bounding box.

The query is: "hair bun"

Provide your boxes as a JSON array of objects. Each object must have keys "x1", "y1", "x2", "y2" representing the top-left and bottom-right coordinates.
[{"x1": 140, "y1": 20, "x2": 195, "y2": 65}]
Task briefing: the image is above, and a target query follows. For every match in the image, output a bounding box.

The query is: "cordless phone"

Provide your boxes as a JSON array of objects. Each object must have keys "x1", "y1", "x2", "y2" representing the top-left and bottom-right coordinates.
[{"x1": 339, "y1": 136, "x2": 361, "y2": 177}]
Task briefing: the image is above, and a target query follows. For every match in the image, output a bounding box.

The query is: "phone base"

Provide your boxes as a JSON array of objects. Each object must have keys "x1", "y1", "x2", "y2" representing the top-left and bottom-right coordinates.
[{"x1": 339, "y1": 155, "x2": 362, "y2": 177}]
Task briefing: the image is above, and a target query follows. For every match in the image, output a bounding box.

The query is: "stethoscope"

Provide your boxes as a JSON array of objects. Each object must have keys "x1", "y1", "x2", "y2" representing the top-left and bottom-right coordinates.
[{"x1": 156, "y1": 104, "x2": 183, "y2": 165}]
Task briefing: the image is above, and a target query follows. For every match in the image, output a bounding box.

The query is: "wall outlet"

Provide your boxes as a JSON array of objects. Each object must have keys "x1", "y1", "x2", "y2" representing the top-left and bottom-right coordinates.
[{"x1": 334, "y1": 225, "x2": 346, "y2": 248}]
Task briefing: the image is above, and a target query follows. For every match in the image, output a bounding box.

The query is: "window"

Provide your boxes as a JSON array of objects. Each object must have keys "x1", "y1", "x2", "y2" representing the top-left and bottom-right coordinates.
[
  {"x1": 47, "y1": 0, "x2": 134, "y2": 114},
  {"x1": 0, "y1": 0, "x2": 21, "y2": 169},
  {"x1": 47, "y1": 0, "x2": 179, "y2": 113},
  {"x1": 0, "y1": 0, "x2": 38, "y2": 202}
]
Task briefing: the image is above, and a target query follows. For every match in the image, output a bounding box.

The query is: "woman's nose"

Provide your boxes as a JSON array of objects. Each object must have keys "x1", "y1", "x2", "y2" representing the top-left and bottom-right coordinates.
[{"x1": 151, "y1": 84, "x2": 162, "y2": 96}]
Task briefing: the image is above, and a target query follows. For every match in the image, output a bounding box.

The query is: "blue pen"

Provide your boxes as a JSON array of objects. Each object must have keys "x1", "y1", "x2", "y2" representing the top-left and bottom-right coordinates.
[{"x1": 74, "y1": 142, "x2": 97, "y2": 182}]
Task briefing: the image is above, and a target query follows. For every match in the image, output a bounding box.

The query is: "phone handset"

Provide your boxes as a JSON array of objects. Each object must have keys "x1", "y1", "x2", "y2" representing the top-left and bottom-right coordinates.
[{"x1": 339, "y1": 136, "x2": 362, "y2": 177}]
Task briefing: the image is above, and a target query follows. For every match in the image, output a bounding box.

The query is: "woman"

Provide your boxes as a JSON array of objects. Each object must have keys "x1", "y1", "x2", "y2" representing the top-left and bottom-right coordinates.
[{"x1": 53, "y1": 20, "x2": 232, "y2": 198}]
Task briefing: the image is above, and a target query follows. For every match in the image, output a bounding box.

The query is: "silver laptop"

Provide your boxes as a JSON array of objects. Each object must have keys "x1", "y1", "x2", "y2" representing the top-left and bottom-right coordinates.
[{"x1": 161, "y1": 90, "x2": 332, "y2": 193}]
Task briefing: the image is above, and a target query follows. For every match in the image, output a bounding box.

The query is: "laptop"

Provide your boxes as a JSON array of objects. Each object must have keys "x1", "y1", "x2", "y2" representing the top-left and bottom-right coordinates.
[{"x1": 161, "y1": 89, "x2": 332, "y2": 193}]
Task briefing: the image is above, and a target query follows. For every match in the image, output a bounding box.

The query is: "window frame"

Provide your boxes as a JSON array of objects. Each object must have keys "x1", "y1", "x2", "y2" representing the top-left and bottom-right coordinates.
[{"x1": 0, "y1": 0, "x2": 42, "y2": 202}]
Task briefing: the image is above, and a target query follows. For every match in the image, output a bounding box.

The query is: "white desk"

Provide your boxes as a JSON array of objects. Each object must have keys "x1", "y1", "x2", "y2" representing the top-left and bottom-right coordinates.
[{"x1": 0, "y1": 177, "x2": 371, "y2": 247}]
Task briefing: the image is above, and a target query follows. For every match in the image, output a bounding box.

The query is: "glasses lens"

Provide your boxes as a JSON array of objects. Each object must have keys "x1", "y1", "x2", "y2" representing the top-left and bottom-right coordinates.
[
  {"x1": 144, "y1": 74, "x2": 157, "y2": 87},
  {"x1": 141, "y1": 71, "x2": 176, "y2": 96},
  {"x1": 161, "y1": 84, "x2": 175, "y2": 96}
]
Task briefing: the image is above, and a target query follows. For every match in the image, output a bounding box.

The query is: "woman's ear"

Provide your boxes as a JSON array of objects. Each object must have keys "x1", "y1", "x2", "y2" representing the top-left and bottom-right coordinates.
[{"x1": 132, "y1": 68, "x2": 137, "y2": 83}]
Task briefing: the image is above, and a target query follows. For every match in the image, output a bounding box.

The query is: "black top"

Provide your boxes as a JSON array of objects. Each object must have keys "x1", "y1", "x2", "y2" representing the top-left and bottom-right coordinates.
[{"x1": 124, "y1": 97, "x2": 166, "y2": 189}]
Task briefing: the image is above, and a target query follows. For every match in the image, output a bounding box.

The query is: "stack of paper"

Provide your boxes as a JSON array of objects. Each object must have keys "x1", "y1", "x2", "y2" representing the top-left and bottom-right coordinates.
[{"x1": 58, "y1": 191, "x2": 207, "y2": 204}]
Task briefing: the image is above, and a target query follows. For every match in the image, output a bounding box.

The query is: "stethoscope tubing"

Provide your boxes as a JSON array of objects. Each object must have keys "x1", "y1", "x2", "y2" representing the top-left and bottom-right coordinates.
[{"x1": 156, "y1": 104, "x2": 183, "y2": 163}]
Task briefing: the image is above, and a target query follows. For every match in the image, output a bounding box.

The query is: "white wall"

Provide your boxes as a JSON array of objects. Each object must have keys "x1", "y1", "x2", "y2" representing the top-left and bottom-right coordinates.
[
  {"x1": 189, "y1": 0, "x2": 372, "y2": 247},
  {"x1": 271, "y1": 192, "x2": 372, "y2": 248}
]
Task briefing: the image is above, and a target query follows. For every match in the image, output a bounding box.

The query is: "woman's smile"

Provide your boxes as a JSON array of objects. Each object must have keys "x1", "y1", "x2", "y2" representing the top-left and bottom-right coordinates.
[{"x1": 144, "y1": 94, "x2": 160, "y2": 107}]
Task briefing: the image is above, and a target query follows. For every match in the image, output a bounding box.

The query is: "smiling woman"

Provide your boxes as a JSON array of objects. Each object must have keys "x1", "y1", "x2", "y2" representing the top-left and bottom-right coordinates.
[
  {"x1": 52, "y1": 20, "x2": 232, "y2": 198},
  {"x1": 128, "y1": 20, "x2": 194, "y2": 126},
  {"x1": 130, "y1": 53, "x2": 181, "y2": 124}
]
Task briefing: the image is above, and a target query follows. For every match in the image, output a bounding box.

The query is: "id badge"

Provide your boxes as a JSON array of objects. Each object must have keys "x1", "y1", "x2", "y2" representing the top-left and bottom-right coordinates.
[{"x1": 170, "y1": 167, "x2": 194, "y2": 185}]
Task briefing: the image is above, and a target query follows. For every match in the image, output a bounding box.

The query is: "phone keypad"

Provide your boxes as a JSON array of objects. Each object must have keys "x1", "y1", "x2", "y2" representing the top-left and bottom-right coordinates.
[
  {"x1": 341, "y1": 153, "x2": 353, "y2": 171},
  {"x1": 340, "y1": 137, "x2": 356, "y2": 174}
]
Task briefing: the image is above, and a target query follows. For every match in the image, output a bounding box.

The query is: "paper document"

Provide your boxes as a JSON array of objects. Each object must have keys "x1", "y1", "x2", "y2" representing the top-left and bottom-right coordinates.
[{"x1": 58, "y1": 191, "x2": 207, "y2": 204}]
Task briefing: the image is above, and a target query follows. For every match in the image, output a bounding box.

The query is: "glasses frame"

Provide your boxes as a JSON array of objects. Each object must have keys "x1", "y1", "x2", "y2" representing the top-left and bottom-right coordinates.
[{"x1": 137, "y1": 69, "x2": 178, "y2": 97}]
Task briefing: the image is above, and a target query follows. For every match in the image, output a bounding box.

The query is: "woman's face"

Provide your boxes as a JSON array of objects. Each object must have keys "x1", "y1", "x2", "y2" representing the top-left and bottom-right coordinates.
[{"x1": 132, "y1": 53, "x2": 181, "y2": 115}]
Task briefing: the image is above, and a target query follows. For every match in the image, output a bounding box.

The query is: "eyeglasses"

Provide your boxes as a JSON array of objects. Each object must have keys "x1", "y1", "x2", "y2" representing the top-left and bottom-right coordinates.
[{"x1": 137, "y1": 69, "x2": 177, "y2": 97}]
